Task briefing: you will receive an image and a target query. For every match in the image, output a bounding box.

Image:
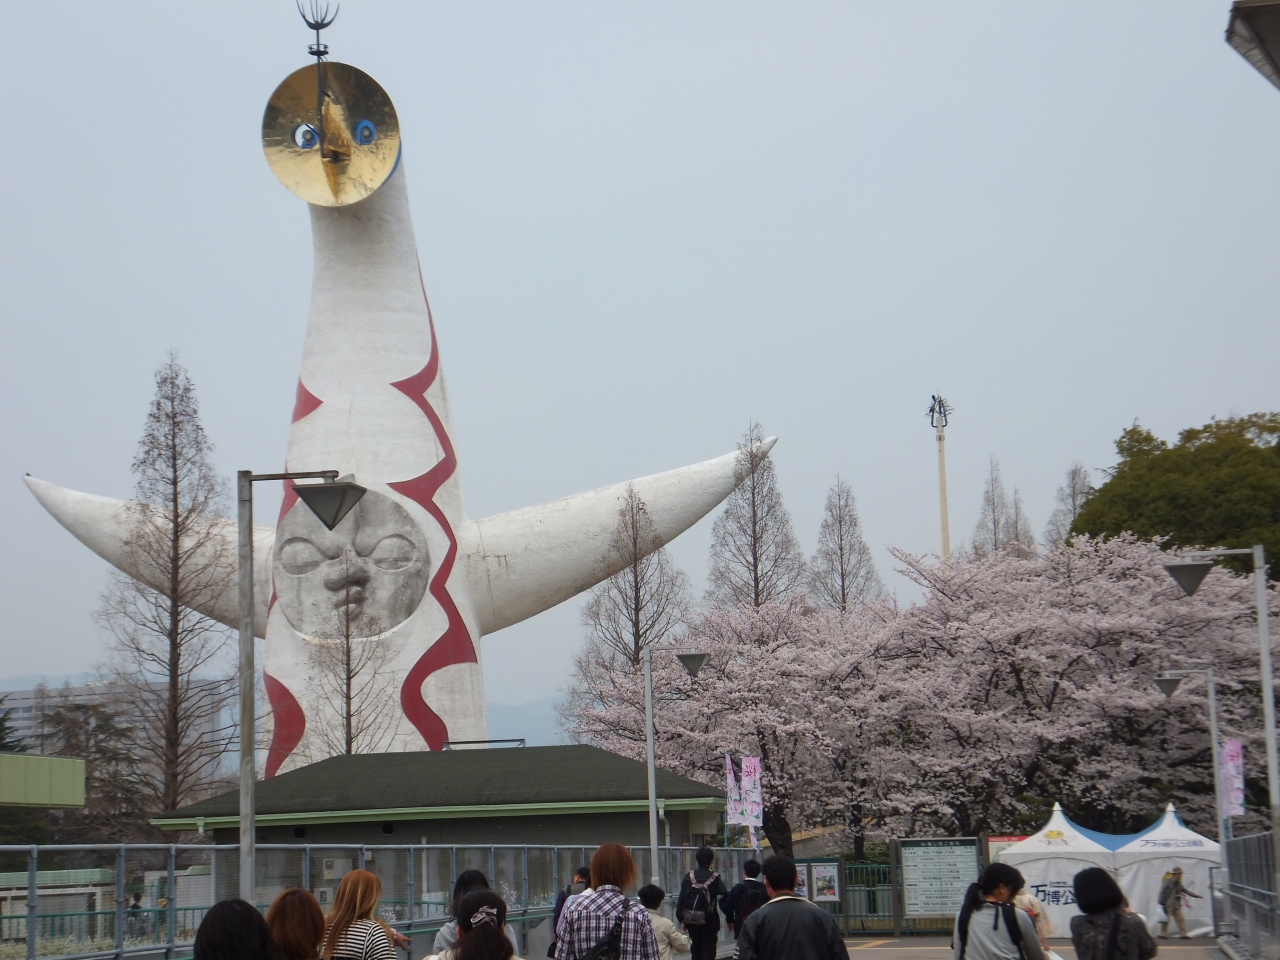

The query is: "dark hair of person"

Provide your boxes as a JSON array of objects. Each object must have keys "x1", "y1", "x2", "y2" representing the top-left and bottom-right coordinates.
[
  {"x1": 761, "y1": 855, "x2": 798, "y2": 892},
  {"x1": 1073, "y1": 867, "x2": 1125, "y2": 915},
  {"x1": 575, "y1": 866, "x2": 591, "y2": 883},
  {"x1": 194, "y1": 899, "x2": 281, "y2": 960},
  {"x1": 638, "y1": 884, "x2": 665, "y2": 910},
  {"x1": 961, "y1": 863, "x2": 1026, "y2": 913},
  {"x1": 695, "y1": 846, "x2": 715, "y2": 868},
  {"x1": 454, "y1": 888, "x2": 513, "y2": 960},
  {"x1": 744, "y1": 859, "x2": 761, "y2": 879},
  {"x1": 590, "y1": 843, "x2": 638, "y2": 890},
  {"x1": 451, "y1": 869, "x2": 491, "y2": 918},
  {"x1": 267, "y1": 888, "x2": 325, "y2": 960}
]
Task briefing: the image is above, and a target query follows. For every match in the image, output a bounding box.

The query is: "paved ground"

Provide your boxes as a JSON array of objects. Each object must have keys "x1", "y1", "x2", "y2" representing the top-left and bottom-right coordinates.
[{"x1": 840, "y1": 936, "x2": 1227, "y2": 959}]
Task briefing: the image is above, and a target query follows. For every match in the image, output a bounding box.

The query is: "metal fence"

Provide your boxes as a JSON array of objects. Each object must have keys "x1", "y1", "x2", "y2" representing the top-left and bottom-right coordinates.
[
  {"x1": 0, "y1": 843, "x2": 758, "y2": 960},
  {"x1": 1225, "y1": 831, "x2": 1279, "y2": 958}
]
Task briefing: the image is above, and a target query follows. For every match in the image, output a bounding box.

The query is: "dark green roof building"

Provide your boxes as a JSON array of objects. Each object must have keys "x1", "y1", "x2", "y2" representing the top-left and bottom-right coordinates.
[{"x1": 156, "y1": 745, "x2": 725, "y2": 846}]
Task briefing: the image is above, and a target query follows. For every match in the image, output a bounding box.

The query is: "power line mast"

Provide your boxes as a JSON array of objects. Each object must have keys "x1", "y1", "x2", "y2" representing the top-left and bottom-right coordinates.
[{"x1": 927, "y1": 395, "x2": 953, "y2": 559}]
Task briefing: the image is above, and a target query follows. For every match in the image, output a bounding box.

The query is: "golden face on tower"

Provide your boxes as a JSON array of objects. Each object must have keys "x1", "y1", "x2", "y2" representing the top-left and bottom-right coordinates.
[{"x1": 263, "y1": 62, "x2": 401, "y2": 207}]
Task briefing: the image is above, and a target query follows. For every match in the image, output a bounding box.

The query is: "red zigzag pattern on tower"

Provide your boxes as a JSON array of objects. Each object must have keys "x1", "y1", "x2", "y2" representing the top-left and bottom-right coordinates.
[{"x1": 388, "y1": 276, "x2": 477, "y2": 751}]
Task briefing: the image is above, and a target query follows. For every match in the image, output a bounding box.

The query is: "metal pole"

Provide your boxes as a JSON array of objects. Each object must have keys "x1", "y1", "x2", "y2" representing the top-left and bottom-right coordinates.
[
  {"x1": 237, "y1": 470, "x2": 257, "y2": 905},
  {"x1": 936, "y1": 423, "x2": 950, "y2": 559},
  {"x1": 26, "y1": 845, "x2": 37, "y2": 960},
  {"x1": 644, "y1": 645, "x2": 660, "y2": 885},
  {"x1": 1203, "y1": 670, "x2": 1228, "y2": 845},
  {"x1": 1251, "y1": 545, "x2": 1280, "y2": 912},
  {"x1": 166, "y1": 845, "x2": 177, "y2": 958}
]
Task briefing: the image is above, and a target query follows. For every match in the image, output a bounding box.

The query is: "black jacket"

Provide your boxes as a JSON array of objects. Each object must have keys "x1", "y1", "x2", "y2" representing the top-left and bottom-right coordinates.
[
  {"x1": 676, "y1": 867, "x2": 730, "y2": 931},
  {"x1": 738, "y1": 895, "x2": 848, "y2": 960}
]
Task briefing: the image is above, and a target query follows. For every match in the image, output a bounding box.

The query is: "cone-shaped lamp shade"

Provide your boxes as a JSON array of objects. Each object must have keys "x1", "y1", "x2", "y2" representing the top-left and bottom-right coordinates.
[
  {"x1": 293, "y1": 481, "x2": 367, "y2": 531},
  {"x1": 1156, "y1": 676, "x2": 1183, "y2": 699},
  {"x1": 1164, "y1": 561, "x2": 1215, "y2": 597},
  {"x1": 1228, "y1": 0, "x2": 1280, "y2": 92},
  {"x1": 677, "y1": 653, "x2": 708, "y2": 678}
]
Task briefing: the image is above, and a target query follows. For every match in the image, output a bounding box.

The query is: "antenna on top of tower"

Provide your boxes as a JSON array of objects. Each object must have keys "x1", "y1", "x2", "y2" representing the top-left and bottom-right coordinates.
[
  {"x1": 297, "y1": 0, "x2": 339, "y2": 60},
  {"x1": 927, "y1": 394, "x2": 952, "y2": 429},
  {"x1": 927, "y1": 394, "x2": 953, "y2": 559}
]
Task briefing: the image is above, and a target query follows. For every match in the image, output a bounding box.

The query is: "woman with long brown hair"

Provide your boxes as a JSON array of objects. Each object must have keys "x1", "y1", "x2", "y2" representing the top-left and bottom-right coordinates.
[
  {"x1": 320, "y1": 870, "x2": 399, "y2": 960},
  {"x1": 267, "y1": 888, "x2": 326, "y2": 960}
]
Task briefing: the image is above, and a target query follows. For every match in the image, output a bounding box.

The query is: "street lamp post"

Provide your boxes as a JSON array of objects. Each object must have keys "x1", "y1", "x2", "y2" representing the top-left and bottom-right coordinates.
[
  {"x1": 642, "y1": 646, "x2": 708, "y2": 886},
  {"x1": 1157, "y1": 669, "x2": 1228, "y2": 843},
  {"x1": 1164, "y1": 546, "x2": 1275, "y2": 908},
  {"x1": 237, "y1": 469, "x2": 365, "y2": 904}
]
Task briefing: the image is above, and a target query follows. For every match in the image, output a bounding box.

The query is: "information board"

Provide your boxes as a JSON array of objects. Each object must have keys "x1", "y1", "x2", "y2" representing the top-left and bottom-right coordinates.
[{"x1": 900, "y1": 838, "x2": 980, "y2": 917}]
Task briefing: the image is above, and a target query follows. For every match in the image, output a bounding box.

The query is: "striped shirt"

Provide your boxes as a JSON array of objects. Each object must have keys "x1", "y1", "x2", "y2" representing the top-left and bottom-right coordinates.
[
  {"x1": 322, "y1": 917, "x2": 396, "y2": 960},
  {"x1": 555, "y1": 885, "x2": 659, "y2": 960}
]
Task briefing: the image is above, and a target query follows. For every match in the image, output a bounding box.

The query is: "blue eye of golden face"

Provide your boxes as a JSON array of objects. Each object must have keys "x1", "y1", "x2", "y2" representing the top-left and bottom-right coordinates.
[
  {"x1": 293, "y1": 124, "x2": 319, "y2": 149},
  {"x1": 354, "y1": 120, "x2": 377, "y2": 145}
]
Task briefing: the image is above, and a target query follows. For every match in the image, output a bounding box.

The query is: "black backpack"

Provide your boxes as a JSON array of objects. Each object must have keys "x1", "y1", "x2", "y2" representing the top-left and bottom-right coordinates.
[
  {"x1": 679, "y1": 871, "x2": 719, "y2": 926},
  {"x1": 737, "y1": 883, "x2": 770, "y2": 928},
  {"x1": 956, "y1": 902, "x2": 1026, "y2": 960},
  {"x1": 579, "y1": 897, "x2": 629, "y2": 960}
]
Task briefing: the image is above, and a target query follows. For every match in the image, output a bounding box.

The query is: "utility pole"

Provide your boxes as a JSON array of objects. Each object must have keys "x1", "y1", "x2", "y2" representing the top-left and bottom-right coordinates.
[{"x1": 928, "y1": 395, "x2": 953, "y2": 559}]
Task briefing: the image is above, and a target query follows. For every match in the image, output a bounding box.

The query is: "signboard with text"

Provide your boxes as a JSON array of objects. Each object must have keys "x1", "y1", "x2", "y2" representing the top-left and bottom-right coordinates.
[{"x1": 900, "y1": 838, "x2": 981, "y2": 917}]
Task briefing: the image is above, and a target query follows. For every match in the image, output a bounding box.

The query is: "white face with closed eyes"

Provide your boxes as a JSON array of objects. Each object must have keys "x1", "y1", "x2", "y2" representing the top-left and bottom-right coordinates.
[{"x1": 274, "y1": 489, "x2": 430, "y2": 638}]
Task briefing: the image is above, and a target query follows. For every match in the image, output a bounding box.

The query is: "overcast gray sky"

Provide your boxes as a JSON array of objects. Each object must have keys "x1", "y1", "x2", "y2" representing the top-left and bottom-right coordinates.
[{"x1": 3, "y1": 2, "x2": 1278, "y2": 708}]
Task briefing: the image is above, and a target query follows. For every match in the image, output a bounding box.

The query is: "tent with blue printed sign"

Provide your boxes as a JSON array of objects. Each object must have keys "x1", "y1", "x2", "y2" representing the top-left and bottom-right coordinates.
[{"x1": 998, "y1": 802, "x2": 1218, "y2": 938}]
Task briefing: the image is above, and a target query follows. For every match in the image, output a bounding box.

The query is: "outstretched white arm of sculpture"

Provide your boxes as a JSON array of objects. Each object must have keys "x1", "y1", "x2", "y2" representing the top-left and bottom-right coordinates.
[
  {"x1": 23, "y1": 474, "x2": 276, "y2": 636},
  {"x1": 24, "y1": 437, "x2": 773, "y2": 641},
  {"x1": 464, "y1": 438, "x2": 774, "y2": 636}
]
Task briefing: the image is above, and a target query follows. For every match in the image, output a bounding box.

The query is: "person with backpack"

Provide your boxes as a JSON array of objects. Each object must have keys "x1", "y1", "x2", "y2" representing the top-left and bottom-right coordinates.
[
  {"x1": 554, "y1": 843, "x2": 658, "y2": 960},
  {"x1": 675, "y1": 846, "x2": 730, "y2": 960},
  {"x1": 951, "y1": 863, "x2": 1045, "y2": 960},
  {"x1": 725, "y1": 860, "x2": 767, "y2": 940},
  {"x1": 736, "y1": 855, "x2": 846, "y2": 960},
  {"x1": 1069, "y1": 868, "x2": 1156, "y2": 960},
  {"x1": 549, "y1": 868, "x2": 592, "y2": 958}
]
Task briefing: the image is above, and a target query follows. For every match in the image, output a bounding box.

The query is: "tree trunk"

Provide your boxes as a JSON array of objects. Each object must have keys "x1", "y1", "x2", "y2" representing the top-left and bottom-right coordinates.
[{"x1": 762, "y1": 805, "x2": 793, "y2": 859}]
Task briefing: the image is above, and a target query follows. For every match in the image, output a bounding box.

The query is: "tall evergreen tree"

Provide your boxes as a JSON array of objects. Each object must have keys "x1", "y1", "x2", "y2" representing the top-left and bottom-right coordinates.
[
  {"x1": 707, "y1": 422, "x2": 805, "y2": 607},
  {"x1": 809, "y1": 476, "x2": 882, "y2": 613},
  {"x1": 97, "y1": 351, "x2": 234, "y2": 813}
]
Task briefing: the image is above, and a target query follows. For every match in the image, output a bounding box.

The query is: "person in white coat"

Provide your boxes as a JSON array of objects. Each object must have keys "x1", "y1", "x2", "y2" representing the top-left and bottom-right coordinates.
[{"x1": 639, "y1": 885, "x2": 691, "y2": 960}]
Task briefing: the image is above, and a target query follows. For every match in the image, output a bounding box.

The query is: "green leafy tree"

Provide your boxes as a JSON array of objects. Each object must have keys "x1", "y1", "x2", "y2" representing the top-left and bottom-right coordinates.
[{"x1": 1073, "y1": 414, "x2": 1280, "y2": 577}]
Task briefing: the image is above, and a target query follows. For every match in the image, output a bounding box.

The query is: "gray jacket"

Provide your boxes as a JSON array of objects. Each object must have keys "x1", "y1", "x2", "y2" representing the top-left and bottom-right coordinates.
[
  {"x1": 432, "y1": 918, "x2": 520, "y2": 954},
  {"x1": 952, "y1": 902, "x2": 1046, "y2": 960}
]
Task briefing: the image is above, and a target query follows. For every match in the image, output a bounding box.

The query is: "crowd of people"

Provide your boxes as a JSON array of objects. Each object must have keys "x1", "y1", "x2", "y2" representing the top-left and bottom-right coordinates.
[
  {"x1": 189, "y1": 843, "x2": 1198, "y2": 960},
  {"x1": 189, "y1": 845, "x2": 845, "y2": 960}
]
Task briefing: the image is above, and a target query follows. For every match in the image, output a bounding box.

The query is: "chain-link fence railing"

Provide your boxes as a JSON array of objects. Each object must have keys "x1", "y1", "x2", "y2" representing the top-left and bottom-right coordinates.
[
  {"x1": 1225, "y1": 831, "x2": 1279, "y2": 958},
  {"x1": 0, "y1": 842, "x2": 759, "y2": 960}
]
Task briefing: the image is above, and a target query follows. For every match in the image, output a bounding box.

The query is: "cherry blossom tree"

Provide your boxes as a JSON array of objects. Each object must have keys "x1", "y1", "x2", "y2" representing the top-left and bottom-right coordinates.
[
  {"x1": 563, "y1": 534, "x2": 1278, "y2": 851},
  {"x1": 879, "y1": 535, "x2": 1275, "y2": 837}
]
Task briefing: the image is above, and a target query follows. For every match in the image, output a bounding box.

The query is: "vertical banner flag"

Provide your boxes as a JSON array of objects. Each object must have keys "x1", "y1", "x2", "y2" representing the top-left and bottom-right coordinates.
[
  {"x1": 725, "y1": 754, "x2": 745, "y2": 825},
  {"x1": 1222, "y1": 739, "x2": 1247, "y2": 817},
  {"x1": 741, "y1": 756, "x2": 764, "y2": 828}
]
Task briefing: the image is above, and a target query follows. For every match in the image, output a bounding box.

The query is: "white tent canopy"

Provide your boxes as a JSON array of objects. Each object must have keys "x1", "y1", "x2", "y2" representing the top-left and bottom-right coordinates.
[
  {"x1": 997, "y1": 802, "x2": 1219, "y2": 938},
  {"x1": 1116, "y1": 803, "x2": 1219, "y2": 938}
]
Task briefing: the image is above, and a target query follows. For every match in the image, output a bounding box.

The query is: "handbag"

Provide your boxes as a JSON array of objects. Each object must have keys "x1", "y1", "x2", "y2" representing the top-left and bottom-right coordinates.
[{"x1": 579, "y1": 898, "x2": 629, "y2": 960}]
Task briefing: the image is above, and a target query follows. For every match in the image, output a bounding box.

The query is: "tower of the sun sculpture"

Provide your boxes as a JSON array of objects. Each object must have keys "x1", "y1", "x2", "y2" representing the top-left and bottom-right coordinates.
[{"x1": 25, "y1": 50, "x2": 775, "y2": 775}]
